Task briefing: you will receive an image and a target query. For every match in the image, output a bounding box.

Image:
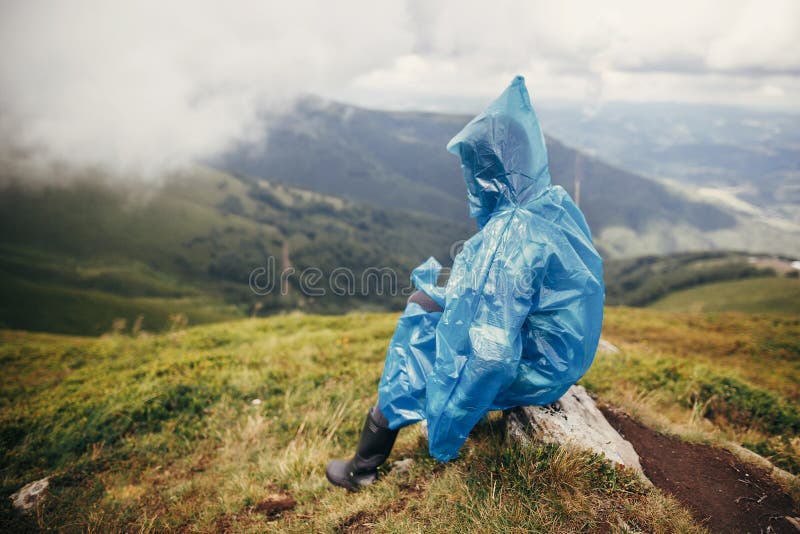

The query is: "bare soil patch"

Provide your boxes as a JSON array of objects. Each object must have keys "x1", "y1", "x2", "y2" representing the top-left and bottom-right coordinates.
[
  {"x1": 602, "y1": 407, "x2": 798, "y2": 533},
  {"x1": 253, "y1": 493, "x2": 297, "y2": 518}
]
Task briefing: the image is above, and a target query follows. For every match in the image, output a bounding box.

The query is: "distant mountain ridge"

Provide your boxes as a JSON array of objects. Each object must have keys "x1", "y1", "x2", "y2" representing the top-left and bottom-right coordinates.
[
  {"x1": 216, "y1": 97, "x2": 800, "y2": 258},
  {"x1": 537, "y1": 101, "x2": 800, "y2": 210}
]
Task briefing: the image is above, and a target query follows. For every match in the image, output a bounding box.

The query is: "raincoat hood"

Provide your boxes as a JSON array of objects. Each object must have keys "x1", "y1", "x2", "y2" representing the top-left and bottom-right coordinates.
[{"x1": 447, "y1": 76, "x2": 551, "y2": 227}]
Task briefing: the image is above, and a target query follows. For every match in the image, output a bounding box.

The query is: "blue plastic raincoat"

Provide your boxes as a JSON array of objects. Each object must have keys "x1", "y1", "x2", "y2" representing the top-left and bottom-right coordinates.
[{"x1": 378, "y1": 76, "x2": 605, "y2": 461}]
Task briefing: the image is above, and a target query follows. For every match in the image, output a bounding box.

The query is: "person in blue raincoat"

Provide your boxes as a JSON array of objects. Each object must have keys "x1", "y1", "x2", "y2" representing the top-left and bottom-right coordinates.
[{"x1": 326, "y1": 76, "x2": 604, "y2": 491}]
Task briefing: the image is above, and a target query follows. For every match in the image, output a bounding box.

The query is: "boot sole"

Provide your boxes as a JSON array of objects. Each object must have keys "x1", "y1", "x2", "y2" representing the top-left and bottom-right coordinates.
[{"x1": 325, "y1": 465, "x2": 360, "y2": 492}]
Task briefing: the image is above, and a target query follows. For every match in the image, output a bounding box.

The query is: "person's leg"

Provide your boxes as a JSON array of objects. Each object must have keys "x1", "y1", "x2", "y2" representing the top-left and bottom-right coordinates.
[
  {"x1": 372, "y1": 403, "x2": 389, "y2": 427},
  {"x1": 407, "y1": 290, "x2": 444, "y2": 314},
  {"x1": 326, "y1": 291, "x2": 442, "y2": 491}
]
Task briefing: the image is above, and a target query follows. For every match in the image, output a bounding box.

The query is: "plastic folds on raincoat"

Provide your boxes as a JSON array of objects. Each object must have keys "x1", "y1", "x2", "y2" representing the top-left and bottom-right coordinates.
[{"x1": 378, "y1": 76, "x2": 605, "y2": 461}]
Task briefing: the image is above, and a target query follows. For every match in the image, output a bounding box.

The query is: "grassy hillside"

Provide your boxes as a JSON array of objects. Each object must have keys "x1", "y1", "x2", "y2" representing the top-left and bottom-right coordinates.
[
  {"x1": 1, "y1": 308, "x2": 797, "y2": 532},
  {"x1": 649, "y1": 276, "x2": 800, "y2": 314},
  {"x1": 603, "y1": 250, "x2": 780, "y2": 307},
  {"x1": 1, "y1": 163, "x2": 797, "y2": 336},
  {"x1": 0, "y1": 167, "x2": 472, "y2": 334}
]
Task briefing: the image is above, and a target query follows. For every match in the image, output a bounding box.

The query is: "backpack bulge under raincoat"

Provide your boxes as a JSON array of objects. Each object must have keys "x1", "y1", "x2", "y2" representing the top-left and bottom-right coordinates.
[{"x1": 378, "y1": 76, "x2": 605, "y2": 461}]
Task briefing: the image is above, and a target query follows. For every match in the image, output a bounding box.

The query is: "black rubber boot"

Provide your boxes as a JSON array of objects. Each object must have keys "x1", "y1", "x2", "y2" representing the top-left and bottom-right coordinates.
[{"x1": 325, "y1": 407, "x2": 398, "y2": 491}]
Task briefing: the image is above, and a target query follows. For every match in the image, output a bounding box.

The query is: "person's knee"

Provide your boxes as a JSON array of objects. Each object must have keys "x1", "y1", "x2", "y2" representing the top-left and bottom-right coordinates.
[{"x1": 407, "y1": 291, "x2": 443, "y2": 313}]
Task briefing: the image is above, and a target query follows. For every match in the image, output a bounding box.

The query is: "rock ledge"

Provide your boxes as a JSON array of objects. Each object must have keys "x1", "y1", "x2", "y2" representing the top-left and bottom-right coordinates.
[{"x1": 506, "y1": 385, "x2": 649, "y2": 483}]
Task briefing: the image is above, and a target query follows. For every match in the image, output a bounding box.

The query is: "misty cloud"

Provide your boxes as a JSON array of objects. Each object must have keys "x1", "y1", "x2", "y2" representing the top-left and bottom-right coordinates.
[
  {"x1": 0, "y1": 0, "x2": 797, "y2": 178},
  {"x1": 0, "y1": 1, "x2": 411, "y2": 178}
]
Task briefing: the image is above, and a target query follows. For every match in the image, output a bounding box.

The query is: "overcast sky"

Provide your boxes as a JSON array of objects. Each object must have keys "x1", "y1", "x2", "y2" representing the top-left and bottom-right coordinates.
[{"x1": 1, "y1": 0, "x2": 798, "y2": 175}]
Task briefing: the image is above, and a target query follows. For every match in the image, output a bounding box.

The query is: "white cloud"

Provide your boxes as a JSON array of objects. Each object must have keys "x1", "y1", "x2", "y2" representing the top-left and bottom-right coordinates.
[
  {"x1": 0, "y1": 1, "x2": 411, "y2": 177},
  {"x1": 0, "y1": 0, "x2": 797, "y2": 176},
  {"x1": 343, "y1": 0, "x2": 800, "y2": 109}
]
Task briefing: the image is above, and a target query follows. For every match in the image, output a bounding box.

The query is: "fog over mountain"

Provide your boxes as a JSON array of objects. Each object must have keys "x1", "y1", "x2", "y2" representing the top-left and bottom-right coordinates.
[{"x1": 1, "y1": 0, "x2": 798, "y2": 177}]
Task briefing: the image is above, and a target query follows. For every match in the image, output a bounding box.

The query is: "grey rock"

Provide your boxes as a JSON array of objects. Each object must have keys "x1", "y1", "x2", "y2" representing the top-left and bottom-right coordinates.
[
  {"x1": 597, "y1": 338, "x2": 620, "y2": 354},
  {"x1": 506, "y1": 385, "x2": 650, "y2": 483},
  {"x1": 392, "y1": 458, "x2": 415, "y2": 474},
  {"x1": 10, "y1": 477, "x2": 49, "y2": 513}
]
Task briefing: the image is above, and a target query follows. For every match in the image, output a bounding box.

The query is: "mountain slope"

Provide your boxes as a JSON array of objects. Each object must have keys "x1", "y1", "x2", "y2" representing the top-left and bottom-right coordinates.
[
  {"x1": 538, "y1": 102, "x2": 800, "y2": 211},
  {"x1": 217, "y1": 97, "x2": 800, "y2": 257},
  {"x1": 1, "y1": 161, "x2": 796, "y2": 336},
  {"x1": 603, "y1": 250, "x2": 782, "y2": 307},
  {"x1": 649, "y1": 276, "x2": 800, "y2": 314},
  {"x1": 0, "y1": 166, "x2": 472, "y2": 334}
]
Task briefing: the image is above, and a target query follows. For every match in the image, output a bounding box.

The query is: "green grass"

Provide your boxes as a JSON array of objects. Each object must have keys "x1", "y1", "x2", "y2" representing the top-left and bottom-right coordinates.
[
  {"x1": 603, "y1": 250, "x2": 779, "y2": 307},
  {"x1": 0, "y1": 246, "x2": 197, "y2": 299},
  {"x1": 0, "y1": 314, "x2": 720, "y2": 532},
  {"x1": 585, "y1": 307, "x2": 800, "y2": 475},
  {"x1": 0, "y1": 274, "x2": 243, "y2": 335},
  {"x1": 649, "y1": 276, "x2": 800, "y2": 314},
  {"x1": 2, "y1": 308, "x2": 798, "y2": 532}
]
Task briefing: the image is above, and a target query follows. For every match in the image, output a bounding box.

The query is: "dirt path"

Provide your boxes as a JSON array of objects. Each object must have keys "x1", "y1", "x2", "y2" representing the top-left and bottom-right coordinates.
[{"x1": 602, "y1": 408, "x2": 798, "y2": 534}]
